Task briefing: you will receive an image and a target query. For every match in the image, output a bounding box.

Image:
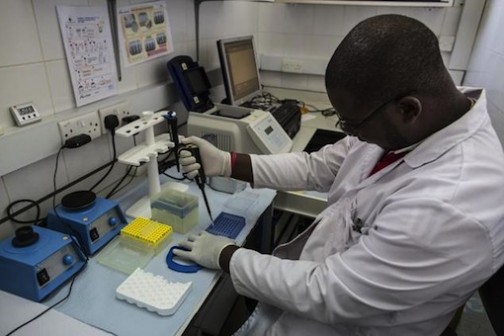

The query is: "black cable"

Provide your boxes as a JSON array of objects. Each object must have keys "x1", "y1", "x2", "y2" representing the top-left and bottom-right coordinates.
[
  {"x1": 321, "y1": 107, "x2": 336, "y2": 116},
  {"x1": 5, "y1": 146, "x2": 90, "y2": 335},
  {"x1": 162, "y1": 172, "x2": 187, "y2": 181},
  {"x1": 105, "y1": 165, "x2": 135, "y2": 199},
  {"x1": 157, "y1": 148, "x2": 174, "y2": 165},
  {"x1": 5, "y1": 260, "x2": 88, "y2": 336},
  {"x1": 105, "y1": 134, "x2": 142, "y2": 199},
  {"x1": 89, "y1": 133, "x2": 117, "y2": 192},
  {"x1": 158, "y1": 149, "x2": 179, "y2": 175},
  {"x1": 108, "y1": 166, "x2": 138, "y2": 197},
  {"x1": 52, "y1": 147, "x2": 90, "y2": 259},
  {"x1": 6, "y1": 199, "x2": 41, "y2": 225},
  {"x1": 52, "y1": 146, "x2": 64, "y2": 198},
  {"x1": 0, "y1": 160, "x2": 115, "y2": 226},
  {"x1": 247, "y1": 91, "x2": 280, "y2": 110},
  {"x1": 94, "y1": 166, "x2": 130, "y2": 195}
]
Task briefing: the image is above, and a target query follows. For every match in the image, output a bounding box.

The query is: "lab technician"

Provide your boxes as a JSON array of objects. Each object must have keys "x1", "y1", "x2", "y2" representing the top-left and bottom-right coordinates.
[{"x1": 175, "y1": 14, "x2": 504, "y2": 336}]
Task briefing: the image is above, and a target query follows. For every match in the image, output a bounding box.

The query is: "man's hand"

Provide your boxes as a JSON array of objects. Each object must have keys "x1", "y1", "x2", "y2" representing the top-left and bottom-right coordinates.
[
  {"x1": 179, "y1": 136, "x2": 231, "y2": 179},
  {"x1": 174, "y1": 231, "x2": 236, "y2": 270}
]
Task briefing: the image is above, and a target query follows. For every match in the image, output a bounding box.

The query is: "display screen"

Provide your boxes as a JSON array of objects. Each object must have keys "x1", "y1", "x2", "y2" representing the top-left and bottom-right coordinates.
[
  {"x1": 183, "y1": 67, "x2": 210, "y2": 95},
  {"x1": 264, "y1": 126, "x2": 273, "y2": 135},
  {"x1": 18, "y1": 105, "x2": 35, "y2": 115},
  {"x1": 218, "y1": 36, "x2": 261, "y2": 106}
]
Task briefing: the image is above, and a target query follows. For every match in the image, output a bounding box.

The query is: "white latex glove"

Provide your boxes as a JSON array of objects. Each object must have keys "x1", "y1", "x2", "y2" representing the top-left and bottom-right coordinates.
[
  {"x1": 179, "y1": 136, "x2": 231, "y2": 179},
  {"x1": 174, "y1": 231, "x2": 235, "y2": 270}
]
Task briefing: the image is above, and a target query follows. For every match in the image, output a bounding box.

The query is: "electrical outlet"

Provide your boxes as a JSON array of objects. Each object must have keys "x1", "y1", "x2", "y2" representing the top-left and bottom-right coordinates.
[
  {"x1": 58, "y1": 111, "x2": 101, "y2": 144},
  {"x1": 282, "y1": 59, "x2": 304, "y2": 73},
  {"x1": 98, "y1": 101, "x2": 130, "y2": 134}
]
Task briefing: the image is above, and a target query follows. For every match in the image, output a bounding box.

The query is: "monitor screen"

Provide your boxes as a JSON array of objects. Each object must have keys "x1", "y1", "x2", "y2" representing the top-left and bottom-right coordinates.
[{"x1": 217, "y1": 36, "x2": 261, "y2": 106}]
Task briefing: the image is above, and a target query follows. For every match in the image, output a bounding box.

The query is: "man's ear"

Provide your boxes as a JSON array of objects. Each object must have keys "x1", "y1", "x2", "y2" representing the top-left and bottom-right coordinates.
[{"x1": 397, "y1": 96, "x2": 422, "y2": 124}]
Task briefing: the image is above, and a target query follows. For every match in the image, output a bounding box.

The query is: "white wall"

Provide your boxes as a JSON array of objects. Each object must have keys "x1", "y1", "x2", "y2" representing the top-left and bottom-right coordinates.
[
  {"x1": 0, "y1": 0, "x2": 198, "y2": 239},
  {"x1": 464, "y1": 0, "x2": 504, "y2": 145},
  {"x1": 197, "y1": 2, "x2": 464, "y2": 90},
  {"x1": 0, "y1": 0, "x2": 464, "y2": 239}
]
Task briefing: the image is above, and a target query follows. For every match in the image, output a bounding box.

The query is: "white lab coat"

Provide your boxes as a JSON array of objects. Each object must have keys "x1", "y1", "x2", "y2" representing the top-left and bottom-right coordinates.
[{"x1": 229, "y1": 88, "x2": 504, "y2": 336}]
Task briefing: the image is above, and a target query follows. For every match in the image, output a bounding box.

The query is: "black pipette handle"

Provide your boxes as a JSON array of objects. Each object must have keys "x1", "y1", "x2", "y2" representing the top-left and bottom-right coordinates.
[
  {"x1": 164, "y1": 111, "x2": 180, "y2": 171},
  {"x1": 186, "y1": 145, "x2": 206, "y2": 185},
  {"x1": 186, "y1": 145, "x2": 213, "y2": 223}
]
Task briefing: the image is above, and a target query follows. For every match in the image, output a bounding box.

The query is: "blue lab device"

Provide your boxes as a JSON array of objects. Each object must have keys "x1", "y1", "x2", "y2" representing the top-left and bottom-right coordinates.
[
  {"x1": 47, "y1": 194, "x2": 127, "y2": 255},
  {"x1": 167, "y1": 55, "x2": 214, "y2": 113},
  {"x1": 0, "y1": 226, "x2": 86, "y2": 301}
]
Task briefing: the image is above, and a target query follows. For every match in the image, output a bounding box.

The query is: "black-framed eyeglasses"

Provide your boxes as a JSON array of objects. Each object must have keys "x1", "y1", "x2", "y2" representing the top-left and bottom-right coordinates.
[{"x1": 335, "y1": 95, "x2": 401, "y2": 135}]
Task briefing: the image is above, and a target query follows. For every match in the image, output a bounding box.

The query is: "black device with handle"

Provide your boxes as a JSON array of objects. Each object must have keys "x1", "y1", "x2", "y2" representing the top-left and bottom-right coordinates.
[
  {"x1": 167, "y1": 55, "x2": 214, "y2": 113},
  {"x1": 184, "y1": 145, "x2": 214, "y2": 223}
]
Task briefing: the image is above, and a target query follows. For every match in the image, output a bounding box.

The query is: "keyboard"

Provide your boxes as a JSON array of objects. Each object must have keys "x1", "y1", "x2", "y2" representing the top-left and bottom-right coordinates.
[
  {"x1": 269, "y1": 102, "x2": 300, "y2": 128},
  {"x1": 206, "y1": 212, "x2": 246, "y2": 239}
]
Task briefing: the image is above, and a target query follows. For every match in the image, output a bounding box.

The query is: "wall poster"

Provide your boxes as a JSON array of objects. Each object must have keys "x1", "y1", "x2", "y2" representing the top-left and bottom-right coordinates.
[
  {"x1": 57, "y1": 6, "x2": 118, "y2": 107},
  {"x1": 117, "y1": 1, "x2": 174, "y2": 67}
]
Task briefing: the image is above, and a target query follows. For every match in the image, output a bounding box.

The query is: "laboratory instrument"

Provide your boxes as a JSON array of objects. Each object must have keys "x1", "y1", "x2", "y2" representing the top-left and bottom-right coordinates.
[
  {"x1": 167, "y1": 55, "x2": 214, "y2": 113},
  {"x1": 115, "y1": 110, "x2": 175, "y2": 218},
  {"x1": 206, "y1": 212, "x2": 245, "y2": 239},
  {"x1": 151, "y1": 188, "x2": 199, "y2": 234},
  {"x1": 116, "y1": 268, "x2": 192, "y2": 316},
  {"x1": 47, "y1": 191, "x2": 127, "y2": 255},
  {"x1": 164, "y1": 111, "x2": 180, "y2": 171},
  {"x1": 188, "y1": 105, "x2": 292, "y2": 154},
  {"x1": 10, "y1": 102, "x2": 42, "y2": 126},
  {"x1": 0, "y1": 225, "x2": 86, "y2": 301},
  {"x1": 217, "y1": 35, "x2": 301, "y2": 138},
  {"x1": 167, "y1": 52, "x2": 295, "y2": 152},
  {"x1": 184, "y1": 144, "x2": 214, "y2": 223}
]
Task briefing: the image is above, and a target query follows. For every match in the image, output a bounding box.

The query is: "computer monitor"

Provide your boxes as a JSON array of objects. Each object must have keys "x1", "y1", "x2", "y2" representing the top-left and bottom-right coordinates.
[{"x1": 217, "y1": 35, "x2": 262, "y2": 106}]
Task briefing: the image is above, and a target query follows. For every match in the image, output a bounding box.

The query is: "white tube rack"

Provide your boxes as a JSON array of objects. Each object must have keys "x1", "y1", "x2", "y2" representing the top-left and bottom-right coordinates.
[{"x1": 116, "y1": 111, "x2": 174, "y2": 218}]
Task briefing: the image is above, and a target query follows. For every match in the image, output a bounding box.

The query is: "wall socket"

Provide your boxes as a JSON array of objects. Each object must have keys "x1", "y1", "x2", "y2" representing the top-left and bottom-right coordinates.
[
  {"x1": 58, "y1": 111, "x2": 101, "y2": 144},
  {"x1": 98, "y1": 101, "x2": 131, "y2": 134},
  {"x1": 282, "y1": 58, "x2": 304, "y2": 73}
]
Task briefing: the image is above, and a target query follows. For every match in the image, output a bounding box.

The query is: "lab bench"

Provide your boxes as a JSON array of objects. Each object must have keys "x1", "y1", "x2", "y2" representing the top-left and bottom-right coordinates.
[
  {"x1": 0, "y1": 87, "x2": 341, "y2": 336},
  {"x1": 0, "y1": 172, "x2": 276, "y2": 336}
]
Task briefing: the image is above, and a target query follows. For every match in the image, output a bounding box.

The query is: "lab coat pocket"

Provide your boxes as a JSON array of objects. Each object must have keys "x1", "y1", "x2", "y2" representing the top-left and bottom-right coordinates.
[
  {"x1": 301, "y1": 198, "x2": 361, "y2": 261},
  {"x1": 312, "y1": 198, "x2": 358, "y2": 258}
]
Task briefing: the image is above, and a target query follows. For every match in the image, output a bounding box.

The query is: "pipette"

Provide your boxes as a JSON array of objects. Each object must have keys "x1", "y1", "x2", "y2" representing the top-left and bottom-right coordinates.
[
  {"x1": 185, "y1": 145, "x2": 214, "y2": 224},
  {"x1": 164, "y1": 111, "x2": 180, "y2": 171}
]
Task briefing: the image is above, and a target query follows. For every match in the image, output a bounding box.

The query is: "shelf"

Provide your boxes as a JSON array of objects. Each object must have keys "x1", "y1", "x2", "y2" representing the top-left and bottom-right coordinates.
[{"x1": 276, "y1": 0, "x2": 454, "y2": 7}]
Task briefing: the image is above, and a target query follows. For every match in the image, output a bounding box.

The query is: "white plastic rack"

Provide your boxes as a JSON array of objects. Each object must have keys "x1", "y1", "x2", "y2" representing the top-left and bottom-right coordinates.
[
  {"x1": 116, "y1": 268, "x2": 191, "y2": 316},
  {"x1": 116, "y1": 111, "x2": 174, "y2": 218}
]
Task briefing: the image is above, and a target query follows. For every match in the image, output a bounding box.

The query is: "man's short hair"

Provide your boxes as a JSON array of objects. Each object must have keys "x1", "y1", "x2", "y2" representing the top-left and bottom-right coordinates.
[{"x1": 325, "y1": 14, "x2": 448, "y2": 109}]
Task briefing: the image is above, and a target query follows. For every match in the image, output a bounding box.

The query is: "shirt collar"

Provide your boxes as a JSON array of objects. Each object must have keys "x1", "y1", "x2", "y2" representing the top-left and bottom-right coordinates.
[{"x1": 404, "y1": 88, "x2": 486, "y2": 169}]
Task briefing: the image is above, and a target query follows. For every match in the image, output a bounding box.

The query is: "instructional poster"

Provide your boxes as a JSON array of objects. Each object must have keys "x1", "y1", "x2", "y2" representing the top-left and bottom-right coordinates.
[
  {"x1": 57, "y1": 6, "x2": 118, "y2": 107},
  {"x1": 117, "y1": 1, "x2": 174, "y2": 67}
]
